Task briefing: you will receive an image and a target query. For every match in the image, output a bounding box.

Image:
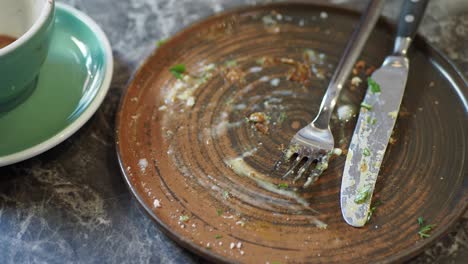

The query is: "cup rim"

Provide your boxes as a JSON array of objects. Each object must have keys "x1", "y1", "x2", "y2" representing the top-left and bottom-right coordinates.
[{"x1": 0, "y1": 0, "x2": 54, "y2": 56}]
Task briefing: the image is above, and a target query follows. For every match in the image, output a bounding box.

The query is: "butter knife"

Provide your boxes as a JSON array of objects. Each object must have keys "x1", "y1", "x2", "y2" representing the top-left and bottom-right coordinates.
[{"x1": 340, "y1": 0, "x2": 429, "y2": 227}]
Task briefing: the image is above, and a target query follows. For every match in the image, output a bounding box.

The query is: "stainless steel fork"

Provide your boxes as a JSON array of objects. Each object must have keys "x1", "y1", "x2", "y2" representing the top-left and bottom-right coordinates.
[{"x1": 280, "y1": 0, "x2": 386, "y2": 187}]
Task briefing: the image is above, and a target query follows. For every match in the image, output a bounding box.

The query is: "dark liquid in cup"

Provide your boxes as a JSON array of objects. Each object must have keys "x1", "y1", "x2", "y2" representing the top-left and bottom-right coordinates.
[{"x1": 0, "y1": 35, "x2": 17, "y2": 49}]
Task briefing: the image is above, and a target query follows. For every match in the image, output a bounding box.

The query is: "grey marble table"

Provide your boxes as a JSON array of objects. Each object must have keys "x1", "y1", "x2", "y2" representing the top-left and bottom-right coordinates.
[{"x1": 0, "y1": 0, "x2": 466, "y2": 263}]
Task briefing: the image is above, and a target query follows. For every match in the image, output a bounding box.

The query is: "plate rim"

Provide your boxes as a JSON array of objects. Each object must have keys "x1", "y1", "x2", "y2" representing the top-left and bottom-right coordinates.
[
  {"x1": 115, "y1": 2, "x2": 467, "y2": 263},
  {"x1": 0, "y1": 2, "x2": 114, "y2": 167}
]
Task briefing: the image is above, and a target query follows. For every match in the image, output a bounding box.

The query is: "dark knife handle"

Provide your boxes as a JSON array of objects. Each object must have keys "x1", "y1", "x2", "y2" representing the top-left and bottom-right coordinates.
[{"x1": 396, "y1": 0, "x2": 429, "y2": 39}]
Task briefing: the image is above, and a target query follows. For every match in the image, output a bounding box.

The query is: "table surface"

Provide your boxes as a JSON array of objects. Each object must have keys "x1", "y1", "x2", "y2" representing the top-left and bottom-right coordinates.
[{"x1": 0, "y1": 0, "x2": 466, "y2": 263}]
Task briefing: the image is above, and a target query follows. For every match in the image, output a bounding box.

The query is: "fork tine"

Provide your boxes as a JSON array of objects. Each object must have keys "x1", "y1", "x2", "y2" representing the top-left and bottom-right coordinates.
[
  {"x1": 282, "y1": 155, "x2": 302, "y2": 178},
  {"x1": 293, "y1": 158, "x2": 313, "y2": 182},
  {"x1": 303, "y1": 157, "x2": 329, "y2": 187},
  {"x1": 303, "y1": 169, "x2": 322, "y2": 187},
  {"x1": 304, "y1": 170, "x2": 322, "y2": 188}
]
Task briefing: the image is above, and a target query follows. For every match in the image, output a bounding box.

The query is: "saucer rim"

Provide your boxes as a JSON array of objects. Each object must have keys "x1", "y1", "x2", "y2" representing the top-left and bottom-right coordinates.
[{"x1": 0, "y1": 2, "x2": 114, "y2": 166}]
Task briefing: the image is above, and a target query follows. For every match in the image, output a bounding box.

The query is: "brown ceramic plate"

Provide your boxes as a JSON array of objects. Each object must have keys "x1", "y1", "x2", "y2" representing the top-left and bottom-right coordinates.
[{"x1": 116, "y1": 3, "x2": 467, "y2": 263}]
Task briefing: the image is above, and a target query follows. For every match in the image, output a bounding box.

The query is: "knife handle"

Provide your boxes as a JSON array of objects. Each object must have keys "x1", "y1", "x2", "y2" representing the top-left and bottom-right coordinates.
[{"x1": 396, "y1": 0, "x2": 429, "y2": 40}]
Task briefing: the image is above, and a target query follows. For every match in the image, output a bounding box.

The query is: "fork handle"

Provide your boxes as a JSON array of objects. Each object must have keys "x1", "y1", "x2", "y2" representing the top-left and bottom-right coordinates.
[{"x1": 311, "y1": 0, "x2": 385, "y2": 130}]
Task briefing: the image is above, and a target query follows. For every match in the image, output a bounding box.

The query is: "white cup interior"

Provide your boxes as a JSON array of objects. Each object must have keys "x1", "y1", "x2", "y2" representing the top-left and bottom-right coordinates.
[{"x1": 0, "y1": 0, "x2": 47, "y2": 38}]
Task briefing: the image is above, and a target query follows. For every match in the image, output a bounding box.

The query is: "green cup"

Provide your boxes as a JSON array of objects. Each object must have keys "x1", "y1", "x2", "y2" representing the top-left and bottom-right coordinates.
[{"x1": 0, "y1": 0, "x2": 55, "y2": 112}]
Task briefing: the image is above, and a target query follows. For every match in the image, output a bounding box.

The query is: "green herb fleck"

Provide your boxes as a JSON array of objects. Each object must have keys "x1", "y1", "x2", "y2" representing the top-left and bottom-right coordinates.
[
  {"x1": 417, "y1": 217, "x2": 435, "y2": 239},
  {"x1": 156, "y1": 39, "x2": 167, "y2": 47},
  {"x1": 256, "y1": 57, "x2": 266, "y2": 65},
  {"x1": 366, "y1": 116, "x2": 377, "y2": 125},
  {"x1": 278, "y1": 112, "x2": 287, "y2": 123},
  {"x1": 366, "y1": 200, "x2": 382, "y2": 223},
  {"x1": 224, "y1": 97, "x2": 234, "y2": 105},
  {"x1": 215, "y1": 234, "x2": 223, "y2": 239},
  {"x1": 388, "y1": 111, "x2": 398, "y2": 119},
  {"x1": 368, "y1": 77, "x2": 381, "y2": 93},
  {"x1": 278, "y1": 183, "x2": 289, "y2": 189},
  {"x1": 354, "y1": 186, "x2": 372, "y2": 204},
  {"x1": 225, "y1": 59, "x2": 237, "y2": 67},
  {"x1": 179, "y1": 215, "x2": 190, "y2": 222},
  {"x1": 170, "y1": 64, "x2": 186, "y2": 79},
  {"x1": 222, "y1": 190, "x2": 230, "y2": 199},
  {"x1": 418, "y1": 216, "x2": 424, "y2": 226},
  {"x1": 419, "y1": 225, "x2": 435, "y2": 238},
  {"x1": 360, "y1": 102, "x2": 373, "y2": 111},
  {"x1": 363, "y1": 148, "x2": 371, "y2": 157},
  {"x1": 216, "y1": 209, "x2": 224, "y2": 216}
]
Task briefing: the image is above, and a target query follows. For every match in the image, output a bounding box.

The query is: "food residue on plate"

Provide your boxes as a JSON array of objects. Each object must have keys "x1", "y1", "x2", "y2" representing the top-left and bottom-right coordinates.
[
  {"x1": 157, "y1": 33, "x2": 354, "y2": 236},
  {"x1": 179, "y1": 215, "x2": 190, "y2": 223},
  {"x1": 225, "y1": 149, "x2": 310, "y2": 205},
  {"x1": 351, "y1": 76, "x2": 362, "y2": 86},
  {"x1": 270, "y1": 78, "x2": 280, "y2": 86},
  {"x1": 320, "y1": 11, "x2": 328, "y2": 19},
  {"x1": 261, "y1": 11, "x2": 282, "y2": 33},
  {"x1": 164, "y1": 63, "x2": 216, "y2": 108},
  {"x1": 333, "y1": 148, "x2": 343, "y2": 156},
  {"x1": 222, "y1": 60, "x2": 246, "y2": 83},
  {"x1": 138, "y1": 13, "x2": 400, "y2": 254},
  {"x1": 213, "y1": 112, "x2": 243, "y2": 138},
  {"x1": 153, "y1": 199, "x2": 161, "y2": 208},
  {"x1": 337, "y1": 105, "x2": 356, "y2": 122},
  {"x1": 159, "y1": 47, "x2": 351, "y2": 192},
  {"x1": 138, "y1": 158, "x2": 148, "y2": 173},
  {"x1": 247, "y1": 112, "x2": 270, "y2": 134},
  {"x1": 281, "y1": 57, "x2": 312, "y2": 85}
]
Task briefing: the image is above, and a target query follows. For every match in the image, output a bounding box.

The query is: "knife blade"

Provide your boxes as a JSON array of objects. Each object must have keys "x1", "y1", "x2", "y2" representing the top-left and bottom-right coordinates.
[{"x1": 340, "y1": 0, "x2": 429, "y2": 227}]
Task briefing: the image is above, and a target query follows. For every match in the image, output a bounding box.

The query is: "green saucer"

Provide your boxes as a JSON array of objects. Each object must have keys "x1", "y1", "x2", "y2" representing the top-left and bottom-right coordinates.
[{"x1": 0, "y1": 3, "x2": 113, "y2": 166}]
